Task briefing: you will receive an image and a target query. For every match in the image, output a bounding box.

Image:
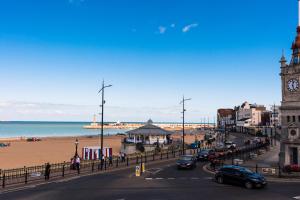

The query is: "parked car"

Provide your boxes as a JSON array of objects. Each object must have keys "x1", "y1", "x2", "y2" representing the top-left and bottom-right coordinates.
[
  {"x1": 215, "y1": 165, "x2": 267, "y2": 189},
  {"x1": 224, "y1": 141, "x2": 236, "y2": 149},
  {"x1": 176, "y1": 155, "x2": 197, "y2": 169},
  {"x1": 215, "y1": 143, "x2": 227, "y2": 152},
  {"x1": 190, "y1": 141, "x2": 201, "y2": 149},
  {"x1": 197, "y1": 149, "x2": 215, "y2": 161}
]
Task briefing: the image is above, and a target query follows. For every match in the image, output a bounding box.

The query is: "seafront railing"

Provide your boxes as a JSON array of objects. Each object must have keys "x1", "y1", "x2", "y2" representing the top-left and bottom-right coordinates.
[
  {"x1": 0, "y1": 142, "x2": 275, "y2": 189},
  {"x1": 0, "y1": 147, "x2": 191, "y2": 189}
]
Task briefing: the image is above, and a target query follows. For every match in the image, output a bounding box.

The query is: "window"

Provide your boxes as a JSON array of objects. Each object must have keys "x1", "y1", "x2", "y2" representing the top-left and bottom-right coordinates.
[
  {"x1": 291, "y1": 130, "x2": 297, "y2": 136},
  {"x1": 293, "y1": 116, "x2": 296, "y2": 122},
  {"x1": 287, "y1": 116, "x2": 291, "y2": 123}
]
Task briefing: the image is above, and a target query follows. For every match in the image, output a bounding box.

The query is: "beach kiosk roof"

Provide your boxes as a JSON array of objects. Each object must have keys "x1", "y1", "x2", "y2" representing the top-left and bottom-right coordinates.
[{"x1": 126, "y1": 119, "x2": 173, "y2": 136}]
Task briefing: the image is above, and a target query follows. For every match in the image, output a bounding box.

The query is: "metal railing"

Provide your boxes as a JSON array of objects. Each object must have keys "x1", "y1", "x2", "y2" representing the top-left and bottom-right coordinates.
[{"x1": 0, "y1": 147, "x2": 193, "y2": 189}]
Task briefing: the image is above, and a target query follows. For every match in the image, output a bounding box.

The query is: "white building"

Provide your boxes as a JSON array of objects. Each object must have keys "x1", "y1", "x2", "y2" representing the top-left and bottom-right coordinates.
[
  {"x1": 125, "y1": 119, "x2": 172, "y2": 145},
  {"x1": 235, "y1": 102, "x2": 266, "y2": 133}
]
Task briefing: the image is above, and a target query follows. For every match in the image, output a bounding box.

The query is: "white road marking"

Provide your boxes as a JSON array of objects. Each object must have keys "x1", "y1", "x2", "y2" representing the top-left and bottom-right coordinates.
[
  {"x1": 293, "y1": 196, "x2": 300, "y2": 199},
  {"x1": 145, "y1": 178, "x2": 153, "y2": 180},
  {"x1": 191, "y1": 177, "x2": 199, "y2": 180},
  {"x1": 155, "y1": 178, "x2": 164, "y2": 180},
  {"x1": 167, "y1": 177, "x2": 175, "y2": 180}
]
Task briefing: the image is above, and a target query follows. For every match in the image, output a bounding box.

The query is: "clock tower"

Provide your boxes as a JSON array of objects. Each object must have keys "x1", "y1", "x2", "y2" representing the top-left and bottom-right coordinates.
[{"x1": 279, "y1": 0, "x2": 300, "y2": 167}]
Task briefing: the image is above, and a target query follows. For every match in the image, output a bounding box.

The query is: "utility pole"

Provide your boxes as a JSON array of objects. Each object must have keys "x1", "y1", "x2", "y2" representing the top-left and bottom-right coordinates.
[
  {"x1": 98, "y1": 80, "x2": 112, "y2": 165},
  {"x1": 180, "y1": 96, "x2": 191, "y2": 155},
  {"x1": 272, "y1": 103, "x2": 278, "y2": 146}
]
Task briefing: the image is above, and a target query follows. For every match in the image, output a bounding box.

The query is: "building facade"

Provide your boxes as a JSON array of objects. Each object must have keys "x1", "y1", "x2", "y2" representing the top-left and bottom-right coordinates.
[
  {"x1": 217, "y1": 109, "x2": 235, "y2": 131},
  {"x1": 235, "y1": 102, "x2": 266, "y2": 133},
  {"x1": 279, "y1": 1, "x2": 300, "y2": 166}
]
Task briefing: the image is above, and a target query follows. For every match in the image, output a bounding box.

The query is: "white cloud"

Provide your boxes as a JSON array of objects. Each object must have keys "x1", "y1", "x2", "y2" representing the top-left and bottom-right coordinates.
[
  {"x1": 158, "y1": 26, "x2": 167, "y2": 34},
  {"x1": 170, "y1": 24, "x2": 176, "y2": 28},
  {"x1": 0, "y1": 101, "x2": 203, "y2": 122},
  {"x1": 182, "y1": 23, "x2": 198, "y2": 33}
]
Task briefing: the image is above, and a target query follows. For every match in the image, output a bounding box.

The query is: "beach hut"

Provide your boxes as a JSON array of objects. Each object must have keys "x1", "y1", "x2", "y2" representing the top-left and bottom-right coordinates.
[{"x1": 82, "y1": 146, "x2": 112, "y2": 160}]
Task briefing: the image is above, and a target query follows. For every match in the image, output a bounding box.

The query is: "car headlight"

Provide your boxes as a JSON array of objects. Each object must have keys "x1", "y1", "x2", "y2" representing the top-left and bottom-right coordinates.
[{"x1": 186, "y1": 163, "x2": 191, "y2": 165}]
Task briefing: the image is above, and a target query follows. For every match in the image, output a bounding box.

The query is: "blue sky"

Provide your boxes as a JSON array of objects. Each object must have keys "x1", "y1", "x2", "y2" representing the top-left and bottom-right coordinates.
[{"x1": 0, "y1": 0, "x2": 297, "y2": 122}]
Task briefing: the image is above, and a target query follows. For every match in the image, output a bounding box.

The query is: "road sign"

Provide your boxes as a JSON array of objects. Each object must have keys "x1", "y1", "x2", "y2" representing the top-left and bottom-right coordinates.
[
  {"x1": 262, "y1": 168, "x2": 276, "y2": 174},
  {"x1": 135, "y1": 166, "x2": 141, "y2": 177},
  {"x1": 142, "y1": 163, "x2": 145, "y2": 173}
]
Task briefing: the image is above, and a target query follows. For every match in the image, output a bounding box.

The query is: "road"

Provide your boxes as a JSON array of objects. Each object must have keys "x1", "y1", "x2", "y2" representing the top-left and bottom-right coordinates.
[
  {"x1": 1, "y1": 159, "x2": 300, "y2": 200},
  {"x1": 0, "y1": 134, "x2": 296, "y2": 200}
]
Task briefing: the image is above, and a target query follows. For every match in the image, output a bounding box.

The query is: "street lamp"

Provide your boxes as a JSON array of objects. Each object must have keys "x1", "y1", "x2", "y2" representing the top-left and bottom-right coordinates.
[
  {"x1": 180, "y1": 96, "x2": 191, "y2": 155},
  {"x1": 98, "y1": 80, "x2": 112, "y2": 165},
  {"x1": 74, "y1": 138, "x2": 79, "y2": 157}
]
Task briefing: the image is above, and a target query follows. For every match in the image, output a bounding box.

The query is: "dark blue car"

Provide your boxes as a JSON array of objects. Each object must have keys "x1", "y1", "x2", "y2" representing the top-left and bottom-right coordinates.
[{"x1": 215, "y1": 165, "x2": 267, "y2": 189}]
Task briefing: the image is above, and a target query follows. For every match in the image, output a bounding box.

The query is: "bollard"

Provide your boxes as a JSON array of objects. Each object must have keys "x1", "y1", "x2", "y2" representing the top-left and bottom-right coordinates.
[
  {"x1": 101, "y1": 159, "x2": 103, "y2": 171},
  {"x1": 173, "y1": 150, "x2": 176, "y2": 158},
  {"x1": 153, "y1": 153, "x2": 155, "y2": 161},
  {"x1": 2, "y1": 173, "x2": 5, "y2": 188},
  {"x1": 126, "y1": 157, "x2": 129, "y2": 166},
  {"x1": 255, "y1": 164, "x2": 258, "y2": 173},
  {"x1": 136, "y1": 156, "x2": 139, "y2": 164},
  {"x1": 160, "y1": 152, "x2": 163, "y2": 160},
  {"x1": 104, "y1": 159, "x2": 107, "y2": 170},
  {"x1": 278, "y1": 163, "x2": 281, "y2": 178},
  {"x1": 62, "y1": 163, "x2": 65, "y2": 177},
  {"x1": 141, "y1": 155, "x2": 143, "y2": 164},
  {"x1": 116, "y1": 158, "x2": 119, "y2": 168},
  {"x1": 92, "y1": 161, "x2": 95, "y2": 172}
]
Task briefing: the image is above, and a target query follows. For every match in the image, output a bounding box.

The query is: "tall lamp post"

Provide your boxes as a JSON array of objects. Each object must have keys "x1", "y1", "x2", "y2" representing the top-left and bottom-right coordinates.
[
  {"x1": 270, "y1": 103, "x2": 278, "y2": 147},
  {"x1": 74, "y1": 138, "x2": 79, "y2": 157},
  {"x1": 98, "y1": 80, "x2": 112, "y2": 164},
  {"x1": 180, "y1": 96, "x2": 191, "y2": 155}
]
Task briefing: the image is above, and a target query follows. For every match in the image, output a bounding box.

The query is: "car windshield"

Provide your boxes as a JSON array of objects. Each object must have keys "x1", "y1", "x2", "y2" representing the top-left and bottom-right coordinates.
[
  {"x1": 240, "y1": 168, "x2": 253, "y2": 174},
  {"x1": 179, "y1": 156, "x2": 193, "y2": 161}
]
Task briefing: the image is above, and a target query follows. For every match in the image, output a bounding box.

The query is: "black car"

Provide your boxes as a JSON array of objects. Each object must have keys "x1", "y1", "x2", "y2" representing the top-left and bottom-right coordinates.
[
  {"x1": 215, "y1": 165, "x2": 267, "y2": 189},
  {"x1": 176, "y1": 155, "x2": 197, "y2": 169},
  {"x1": 197, "y1": 149, "x2": 215, "y2": 161}
]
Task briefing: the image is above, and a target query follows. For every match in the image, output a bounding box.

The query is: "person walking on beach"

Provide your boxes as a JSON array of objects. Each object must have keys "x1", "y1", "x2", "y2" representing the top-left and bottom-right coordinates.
[
  {"x1": 45, "y1": 162, "x2": 51, "y2": 180},
  {"x1": 75, "y1": 156, "x2": 81, "y2": 174}
]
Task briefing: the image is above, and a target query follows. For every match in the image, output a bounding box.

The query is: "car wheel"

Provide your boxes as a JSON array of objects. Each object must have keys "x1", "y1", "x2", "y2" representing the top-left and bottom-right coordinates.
[
  {"x1": 245, "y1": 181, "x2": 253, "y2": 189},
  {"x1": 217, "y1": 176, "x2": 224, "y2": 184}
]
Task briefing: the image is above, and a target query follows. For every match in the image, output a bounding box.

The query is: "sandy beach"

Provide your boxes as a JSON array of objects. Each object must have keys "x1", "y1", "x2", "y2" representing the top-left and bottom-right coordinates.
[
  {"x1": 0, "y1": 131, "x2": 204, "y2": 170},
  {"x1": 0, "y1": 135, "x2": 125, "y2": 170}
]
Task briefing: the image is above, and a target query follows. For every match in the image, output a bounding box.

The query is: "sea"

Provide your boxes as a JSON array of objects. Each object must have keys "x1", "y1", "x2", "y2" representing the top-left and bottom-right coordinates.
[{"x1": 0, "y1": 121, "x2": 131, "y2": 138}]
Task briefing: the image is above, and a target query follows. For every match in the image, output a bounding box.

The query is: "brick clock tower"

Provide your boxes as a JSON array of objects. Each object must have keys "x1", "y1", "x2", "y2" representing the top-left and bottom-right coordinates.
[{"x1": 279, "y1": 0, "x2": 300, "y2": 167}]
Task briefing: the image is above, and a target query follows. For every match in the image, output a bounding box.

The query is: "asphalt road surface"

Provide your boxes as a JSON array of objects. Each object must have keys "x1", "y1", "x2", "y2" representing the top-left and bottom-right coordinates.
[{"x1": 1, "y1": 158, "x2": 300, "y2": 200}]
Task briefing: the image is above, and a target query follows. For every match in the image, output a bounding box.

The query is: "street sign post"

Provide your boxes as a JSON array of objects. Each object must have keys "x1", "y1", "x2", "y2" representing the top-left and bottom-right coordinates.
[{"x1": 135, "y1": 166, "x2": 141, "y2": 177}]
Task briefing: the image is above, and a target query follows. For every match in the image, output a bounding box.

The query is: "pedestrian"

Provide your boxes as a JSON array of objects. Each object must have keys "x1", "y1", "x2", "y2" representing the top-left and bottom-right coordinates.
[
  {"x1": 45, "y1": 162, "x2": 51, "y2": 180},
  {"x1": 75, "y1": 156, "x2": 81, "y2": 174},
  {"x1": 121, "y1": 152, "x2": 125, "y2": 162},
  {"x1": 109, "y1": 155, "x2": 113, "y2": 166}
]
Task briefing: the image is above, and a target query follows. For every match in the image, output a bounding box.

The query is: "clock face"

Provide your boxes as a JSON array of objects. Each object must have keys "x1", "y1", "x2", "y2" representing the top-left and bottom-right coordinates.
[{"x1": 287, "y1": 79, "x2": 299, "y2": 92}]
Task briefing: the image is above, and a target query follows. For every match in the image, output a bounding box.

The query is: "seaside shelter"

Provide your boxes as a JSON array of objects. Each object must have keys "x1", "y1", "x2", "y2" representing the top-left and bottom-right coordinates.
[{"x1": 125, "y1": 119, "x2": 173, "y2": 145}]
